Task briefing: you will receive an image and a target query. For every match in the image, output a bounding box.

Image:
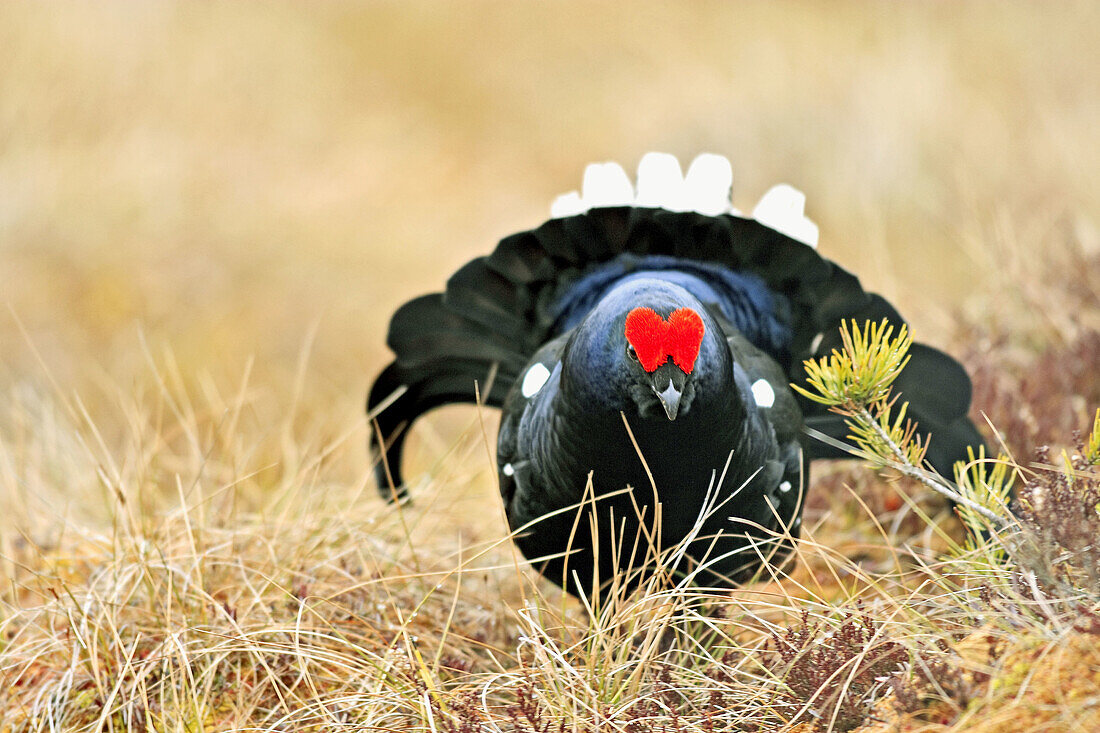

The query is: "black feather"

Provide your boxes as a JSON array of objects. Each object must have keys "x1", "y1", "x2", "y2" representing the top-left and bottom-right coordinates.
[{"x1": 366, "y1": 204, "x2": 984, "y2": 595}]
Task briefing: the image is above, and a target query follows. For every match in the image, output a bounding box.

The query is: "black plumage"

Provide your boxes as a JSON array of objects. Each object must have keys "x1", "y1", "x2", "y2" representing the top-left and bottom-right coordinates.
[{"x1": 366, "y1": 201, "x2": 983, "y2": 597}]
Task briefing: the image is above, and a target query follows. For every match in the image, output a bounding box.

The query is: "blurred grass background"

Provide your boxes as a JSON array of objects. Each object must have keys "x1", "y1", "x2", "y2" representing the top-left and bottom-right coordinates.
[
  {"x1": 3, "y1": 5, "x2": 1100, "y2": 730},
  {"x1": 1, "y1": 1, "x2": 1098, "y2": 523}
]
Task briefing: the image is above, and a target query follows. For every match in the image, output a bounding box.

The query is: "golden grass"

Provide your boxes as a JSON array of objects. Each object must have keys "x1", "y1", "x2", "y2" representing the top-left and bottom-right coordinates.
[{"x1": 3, "y1": 3, "x2": 1100, "y2": 731}]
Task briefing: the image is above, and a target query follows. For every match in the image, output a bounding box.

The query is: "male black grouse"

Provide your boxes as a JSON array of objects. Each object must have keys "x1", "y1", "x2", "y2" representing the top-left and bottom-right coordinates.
[{"x1": 367, "y1": 153, "x2": 982, "y2": 598}]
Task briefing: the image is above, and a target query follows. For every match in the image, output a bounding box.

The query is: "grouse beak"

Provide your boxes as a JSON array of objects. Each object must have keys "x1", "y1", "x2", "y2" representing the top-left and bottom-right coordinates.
[{"x1": 655, "y1": 381, "x2": 682, "y2": 421}]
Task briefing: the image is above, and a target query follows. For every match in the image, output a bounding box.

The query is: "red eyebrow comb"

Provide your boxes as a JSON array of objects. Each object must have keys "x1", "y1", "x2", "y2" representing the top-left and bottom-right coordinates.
[{"x1": 624, "y1": 307, "x2": 705, "y2": 373}]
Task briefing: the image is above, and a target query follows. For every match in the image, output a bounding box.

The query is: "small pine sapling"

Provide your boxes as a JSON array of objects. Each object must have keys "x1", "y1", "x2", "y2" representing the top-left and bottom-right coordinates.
[{"x1": 792, "y1": 319, "x2": 1010, "y2": 530}]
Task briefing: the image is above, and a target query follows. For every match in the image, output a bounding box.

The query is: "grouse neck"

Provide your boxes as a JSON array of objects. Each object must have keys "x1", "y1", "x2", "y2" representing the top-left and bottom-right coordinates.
[{"x1": 550, "y1": 354, "x2": 747, "y2": 499}]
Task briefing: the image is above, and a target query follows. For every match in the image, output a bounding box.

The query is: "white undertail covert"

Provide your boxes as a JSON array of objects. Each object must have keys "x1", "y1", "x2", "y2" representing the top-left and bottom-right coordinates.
[{"x1": 550, "y1": 152, "x2": 819, "y2": 248}]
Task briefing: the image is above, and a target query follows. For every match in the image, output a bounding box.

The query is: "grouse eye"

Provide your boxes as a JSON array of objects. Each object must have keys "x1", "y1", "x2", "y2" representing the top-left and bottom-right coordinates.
[{"x1": 626, "y1": 344, "x2": 640, "y2": 362}]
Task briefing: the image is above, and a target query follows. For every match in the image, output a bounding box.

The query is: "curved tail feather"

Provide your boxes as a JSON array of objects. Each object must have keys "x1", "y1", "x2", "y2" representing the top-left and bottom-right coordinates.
[{"x1": 367, "y1": 292, "x2": 524, "y2": 498}]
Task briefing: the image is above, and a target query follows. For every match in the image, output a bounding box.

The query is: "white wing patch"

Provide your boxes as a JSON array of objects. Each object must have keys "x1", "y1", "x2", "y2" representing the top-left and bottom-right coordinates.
[
  {"x1": 549, "y1": 154, "x2": 815, "y2": 247},
  {"x1": 809, "y1": 331, "x2": 825, "y2": 354},
  {"x1": 521, "y1": 362, "x2": 551, "y2": 398},
  {"x1": 751, "y1": 378, "x2": 776, "y2": 408}
]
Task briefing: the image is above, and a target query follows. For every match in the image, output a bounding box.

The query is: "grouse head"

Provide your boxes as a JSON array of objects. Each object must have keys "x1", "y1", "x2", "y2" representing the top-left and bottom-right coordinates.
[
  {"x1": 622, "y1": 304, "x2": 705, "y2": 420},
  {"x1": 561, "y1": 278, "x2": 731, "y2": 422}
]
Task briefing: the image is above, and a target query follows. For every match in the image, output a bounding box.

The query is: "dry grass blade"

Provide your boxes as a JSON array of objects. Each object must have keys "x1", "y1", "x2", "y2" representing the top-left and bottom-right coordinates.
[{"x1": 4, "y1": 4, "x2": 1100, "y2": 731}]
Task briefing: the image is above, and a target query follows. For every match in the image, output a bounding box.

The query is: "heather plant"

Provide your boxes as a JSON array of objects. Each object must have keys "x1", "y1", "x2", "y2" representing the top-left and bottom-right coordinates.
[
  {"x1": 963, "y1": 241, "x2": 1100, "y2": 462},
  {"x1": 764, "y1": 609, "x2": 908, "y2": 731},
  {"x1": 1012, "y1": 435, "x2": 1100, "y2": 595},
  {"x1": 889, "y1": 638, "x2": 996, "y2": 723},
  {"x1": 944, "y1": 412, "x2": 1100, "y2": 615}
]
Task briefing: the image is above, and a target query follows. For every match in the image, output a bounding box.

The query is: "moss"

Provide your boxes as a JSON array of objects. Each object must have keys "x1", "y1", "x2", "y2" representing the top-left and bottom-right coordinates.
[{"x1": 961, "y1": 633, "x2": 1100, "y2": 732}]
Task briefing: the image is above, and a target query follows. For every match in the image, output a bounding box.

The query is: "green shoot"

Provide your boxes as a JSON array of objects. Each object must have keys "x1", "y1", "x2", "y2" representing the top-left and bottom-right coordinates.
[
  {"x1": 1085, "y1": 408, "x2": 1100, "y2": 466},
  {"x1": 953, "y1": 446, "x2": 1016, "y2": 547},
  {"x1": 794, "y1": 319, "x2": 911, "y2": 408}
]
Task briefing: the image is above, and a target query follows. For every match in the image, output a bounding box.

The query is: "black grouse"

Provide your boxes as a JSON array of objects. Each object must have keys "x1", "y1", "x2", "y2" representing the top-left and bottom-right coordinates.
[{"x1": 366, "y1": 153, "x2": 983, "y2": 598}]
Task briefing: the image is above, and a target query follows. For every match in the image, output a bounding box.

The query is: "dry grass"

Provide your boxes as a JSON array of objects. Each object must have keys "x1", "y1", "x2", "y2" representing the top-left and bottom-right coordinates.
[{"x1": 3, "y1": 3, "x2": 1100, "y2": 731}]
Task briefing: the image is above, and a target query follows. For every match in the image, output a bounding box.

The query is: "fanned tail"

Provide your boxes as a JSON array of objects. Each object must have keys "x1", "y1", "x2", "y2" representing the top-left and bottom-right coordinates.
[{"x1": 368, "y1": 204, "x2": 984, "y2": 498}]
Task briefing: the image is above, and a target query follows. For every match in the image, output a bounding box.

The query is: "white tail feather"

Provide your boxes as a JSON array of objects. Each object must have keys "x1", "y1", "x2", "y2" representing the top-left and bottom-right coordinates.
[
  {"x1": 634, "y1": 152, "x2": 685, "y2": 210},
  {"x1": 581, "y1": 162, "x2": 634, "y2": 208},
  {"x1": 550, "y1": 153, "x2": 817, "y2": 248},
  {"x1": 682, "y1": 153, "x2": 734, "y2": 216},
  {"x1": 751, "y1": 184, "x2": 819, "y2": 248}
]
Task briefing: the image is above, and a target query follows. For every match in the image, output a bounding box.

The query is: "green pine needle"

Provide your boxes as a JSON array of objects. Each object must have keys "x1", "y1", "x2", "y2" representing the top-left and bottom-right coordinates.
[
  {"x1": 791, "y1": 319, "x2": 912, "y2": 408},
  {"x1": 793, "y1": 319, "x2": 1009, "y2": 529},
  {"x1": 1086, "y1": 408, "x2": 1100, "y2": 466},
  {"x1": 953, "y1": 446, "x2": 1015, "y2": 544}
]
